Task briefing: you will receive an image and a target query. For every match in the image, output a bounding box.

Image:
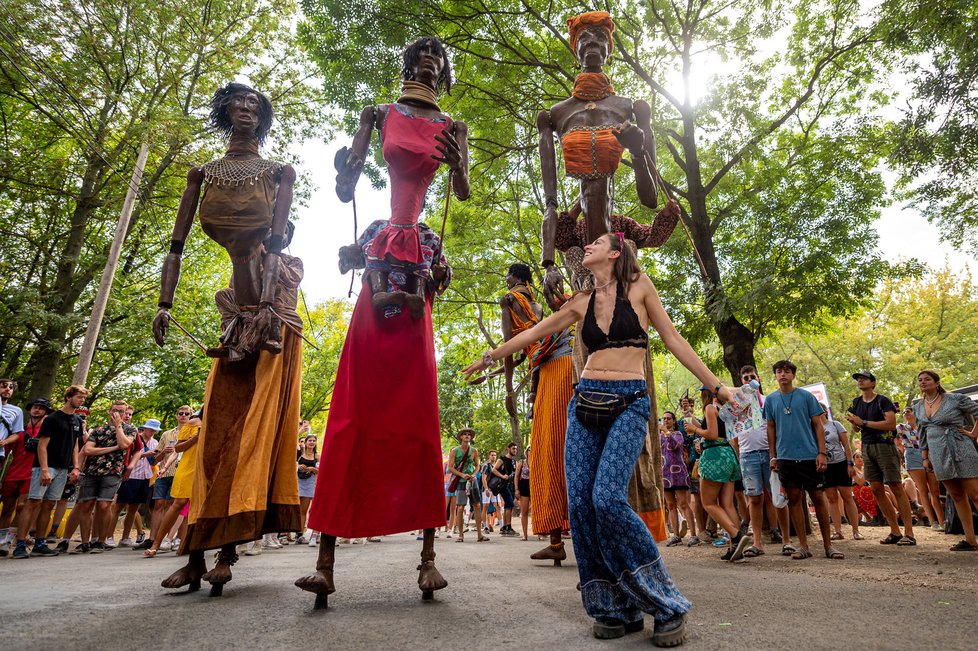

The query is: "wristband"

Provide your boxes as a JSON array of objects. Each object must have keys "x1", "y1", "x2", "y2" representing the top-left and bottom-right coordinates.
[
  {"x1": 817, "y1": 451, "x2": 826, "y2": 456},
  {"x1": 713, "y1": 383, "x2": 722, "y2": 393},
  {"x1": 482, "y1": 351, "x2": 496, "y2": 367}
]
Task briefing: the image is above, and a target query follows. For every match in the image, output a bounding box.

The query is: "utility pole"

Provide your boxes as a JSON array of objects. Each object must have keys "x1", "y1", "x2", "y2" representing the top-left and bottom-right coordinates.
[{"x1": 72, "y1": 141, "x2": 150, "y2": 387}]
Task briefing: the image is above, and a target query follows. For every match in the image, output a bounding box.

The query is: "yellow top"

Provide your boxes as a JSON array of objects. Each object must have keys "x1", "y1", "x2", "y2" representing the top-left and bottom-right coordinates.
[{"x1": 168, "y1": 423, "x2": 200, "y2": 500}]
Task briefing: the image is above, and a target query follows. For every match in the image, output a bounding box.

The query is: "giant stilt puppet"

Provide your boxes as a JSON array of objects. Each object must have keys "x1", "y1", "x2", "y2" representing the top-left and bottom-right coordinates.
[
  {"x1": 295, "y1": 36, "x2": 470, "y2": 609},
  {"x1": 537, "y1": 11, "x2": 680, "y2": 541},
  {"x1": 151, "y1": 83, "x2": 303, "y2": 596}
]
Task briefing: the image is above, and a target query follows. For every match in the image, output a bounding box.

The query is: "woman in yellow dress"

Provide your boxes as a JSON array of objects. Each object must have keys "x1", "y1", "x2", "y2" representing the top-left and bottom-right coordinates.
[{"x1": 144, "y1": 418, "x2": 200, "y2": 565}]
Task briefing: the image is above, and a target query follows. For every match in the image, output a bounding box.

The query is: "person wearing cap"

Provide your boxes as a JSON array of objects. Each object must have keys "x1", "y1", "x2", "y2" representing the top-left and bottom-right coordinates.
[
  {"x1": 113, "y1": 418, "x2": 161, "y2": 547},
  {"x1": 0, "y1": 397, "x2": 53, "y2": 556},
  {"x1": 447, "y1": 428, "x2": 488, "y2": 543},
  {"x1": 11, "y1": 385, "x2": 86, "y2": 559},
  {"x1": 845, "y1": 371, "x2": 915, "y2": 546}
]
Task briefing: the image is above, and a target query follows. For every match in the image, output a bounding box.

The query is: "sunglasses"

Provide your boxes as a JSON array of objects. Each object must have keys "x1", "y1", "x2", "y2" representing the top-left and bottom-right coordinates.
[
  {"x1": 177, "y1": 411, "x2": 192, "y2": 416},
  {"x1": 0, "y1": 382, "x2": 15, "y2": 388}
]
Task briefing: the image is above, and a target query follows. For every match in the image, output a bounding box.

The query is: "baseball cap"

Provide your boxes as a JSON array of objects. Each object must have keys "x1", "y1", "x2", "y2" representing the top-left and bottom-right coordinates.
[{"x1": 851, "y1": 371, "x2": 876, "y2": 382}]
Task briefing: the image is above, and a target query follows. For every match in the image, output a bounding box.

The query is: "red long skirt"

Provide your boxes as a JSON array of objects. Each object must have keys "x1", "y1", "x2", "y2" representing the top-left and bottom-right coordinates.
[{"x1": 306, "y1": 286, "x2": 446, "y2": 537}]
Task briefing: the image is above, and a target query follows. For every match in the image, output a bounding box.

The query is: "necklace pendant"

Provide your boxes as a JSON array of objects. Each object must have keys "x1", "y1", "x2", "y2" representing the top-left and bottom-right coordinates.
[
  {"x1": 585, "y1": 101, "x2": 596, "y2": 110},
  {"x1": 784, "y1": 407, "x2": 791, "y2": 415}
]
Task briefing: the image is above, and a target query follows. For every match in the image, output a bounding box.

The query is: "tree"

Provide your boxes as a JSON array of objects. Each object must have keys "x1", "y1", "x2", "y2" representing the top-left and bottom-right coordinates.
[
  {"x1": 758, "y1": 266, "x2": 978, "y2": 413},
  {"x1": 0, "y1": 0, "x2": 327, "y2": 400},
  {"x1": 299, "y1": 0, "x2": 894, "y2": 383},
  {"x1": 882, "y1": 0, "x2": 978, "y2": 249}
]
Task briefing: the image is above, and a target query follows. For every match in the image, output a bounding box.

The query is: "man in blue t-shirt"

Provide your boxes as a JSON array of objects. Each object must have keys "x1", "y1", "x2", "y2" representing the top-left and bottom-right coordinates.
[{"x1": 763, "y1": 360, "x2": 841, "y2": 560}]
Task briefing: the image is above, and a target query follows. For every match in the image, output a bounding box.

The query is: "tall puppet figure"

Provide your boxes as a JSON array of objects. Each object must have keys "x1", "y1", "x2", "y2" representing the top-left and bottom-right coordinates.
[
  {"x1": 151, "y1": 83, "x2": 303, "y2": 596},
  {"x1": 537, "y1": 11, "x2": 679, "y2": 540},
  {"x1": 499, "y1": 264, "x2": 574, "y2": 564},
  {"x1": 295, "y1": 37, "x2": 470, "y2": 609}
]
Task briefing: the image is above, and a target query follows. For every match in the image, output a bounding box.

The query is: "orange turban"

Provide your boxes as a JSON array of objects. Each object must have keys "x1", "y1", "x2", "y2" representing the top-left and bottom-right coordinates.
[{"x1": 567, "y1": 11, "x2": 615, "y2": 55}]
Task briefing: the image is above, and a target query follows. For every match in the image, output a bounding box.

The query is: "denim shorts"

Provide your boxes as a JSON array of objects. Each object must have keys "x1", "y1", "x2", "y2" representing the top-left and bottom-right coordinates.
[
  {"x1": 740, "y1": 449, "x2": 772, "y2": 497},
  {"x1": 28, "y1": 467, "x2": 69, "y2": 501},
  {"x1": 152, "y1": 475, "x2": 174, "y2": 500},
  {"x1": 904, "y1": 447, "x2": 924, "y2": 472},
  {"x1": 77, "y1": 474, "x2": 122, "y2": 502}
]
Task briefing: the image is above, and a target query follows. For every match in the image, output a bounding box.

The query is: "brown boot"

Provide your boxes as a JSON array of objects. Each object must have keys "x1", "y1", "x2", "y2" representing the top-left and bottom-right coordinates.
[
  {"x1": 162, "y1": 549, "x2": 207, "y2": 592},
  {"x1": 295, "y1": 535, "x2": 336, "y2": 610},
  {"x1": 417, "y1": 528, "x2": 447, "y2": 600},
  {"x1": 530, "y1": 528, "x2": 567, "y2": 566},
  {"x1": 201, "y1": 544, "x2": 238, "y2": 597},
  {"x1": 367, "y1": 270, "x2": 406, "y2": 312}
]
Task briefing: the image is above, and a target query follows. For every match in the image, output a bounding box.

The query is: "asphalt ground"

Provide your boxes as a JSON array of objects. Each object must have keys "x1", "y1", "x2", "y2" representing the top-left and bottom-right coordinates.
[{"x1": 1, "y1": 524, "x2": 975, "y2": 650}]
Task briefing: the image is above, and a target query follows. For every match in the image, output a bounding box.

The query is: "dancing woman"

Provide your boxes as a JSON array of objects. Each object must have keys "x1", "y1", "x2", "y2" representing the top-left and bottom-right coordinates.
[
  {"x1": 465, "y1": 233, "x2": 730, "y2": 647},
  {"x1": 296, "y1": 36, "x2": 469, "y2": 608}
]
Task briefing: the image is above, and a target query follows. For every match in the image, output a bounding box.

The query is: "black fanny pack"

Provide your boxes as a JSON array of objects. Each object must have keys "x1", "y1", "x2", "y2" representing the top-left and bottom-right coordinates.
[{"x1": 574, "y1": 388, "x2": 647, "y2": 429}]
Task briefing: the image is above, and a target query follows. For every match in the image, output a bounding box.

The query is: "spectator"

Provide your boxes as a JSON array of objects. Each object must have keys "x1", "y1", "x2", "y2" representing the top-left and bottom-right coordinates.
[
  {"x1": 730, "y1": 367, "x2": 791, "y2": 558},
  {"x1": 0, "y1": 397, "x2": 52, "y2": 555},
  {"x1": 492, "y1": 442, "x2": 519, "y2": 536},
  {"x1": 447, "y1": 427, "x2": 487, "y2": 543},
  {"x1": 0, "y1": 379, "x2": 24, "y2": 472},
  {"x1": 515, "y1": 445, "x2": 530, "y2": 541},
  {"x1": 684, "y1": 387, "x2": 750, "y2": 561},
  {"x1": 914, "y1": 369, "x2": 978, "y2": 551},
  {"x1": 899, "y1": 407, "x2": 945, "y2": 532},
  {"x1": 295, "y1": 434, "x2": 319, "y2": 544},
  {"x1": 660, "y1": 412, "x2": 695, "y2": 547},
  {"x1": 11, "y1": 385, "x2": 86, "y2": 559},
  {"x1": 845, "y1": 371, "x2": 915, "y2": 546},
  {"x1": 764, "y1": 360, "x2": 840, "y2": 560},
  {"x1": 480, "y1": 449, "x2": 498, "y2": 532},
  {"x1": 114, "y1": 418, "x2": 160, "y2": 546},
  {"x1": 135, "y1": 407, "x2": 186, "y2": 550},
  {"x1": 143, "y1": 411, "x2": 200, "y2": 557},
  {"x1": 76, "y1": 400, "x2": 137, "y2": 552},
  {"x1": 818, "y1": 404, "x2": 863, "y2": 541},
  {"x1": 678, "y1": 396, "x2": 707, "y2": 546}
]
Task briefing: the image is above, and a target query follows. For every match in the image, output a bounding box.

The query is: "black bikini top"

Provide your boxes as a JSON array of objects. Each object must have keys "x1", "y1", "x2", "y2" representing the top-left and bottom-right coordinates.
[{"x1": 580, "y1": 281, "x2": 649, "y2": 352}]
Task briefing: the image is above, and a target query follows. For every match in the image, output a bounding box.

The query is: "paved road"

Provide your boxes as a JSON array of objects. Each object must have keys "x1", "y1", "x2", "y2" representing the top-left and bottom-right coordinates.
[{"x1": 1, "y1": 530, "x2": 974, "y2": 650}]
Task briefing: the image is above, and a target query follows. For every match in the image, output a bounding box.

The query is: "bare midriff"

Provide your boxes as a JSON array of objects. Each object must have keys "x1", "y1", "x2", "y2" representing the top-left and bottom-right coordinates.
[{"x1": 581, "y1": 347, "x2": 647, "y2": 381}]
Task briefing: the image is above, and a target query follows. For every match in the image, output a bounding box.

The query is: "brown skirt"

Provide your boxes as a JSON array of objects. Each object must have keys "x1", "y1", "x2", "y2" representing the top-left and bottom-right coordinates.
[{"x1": 182, "y1": 327, "x2": 302, "y2": 552}]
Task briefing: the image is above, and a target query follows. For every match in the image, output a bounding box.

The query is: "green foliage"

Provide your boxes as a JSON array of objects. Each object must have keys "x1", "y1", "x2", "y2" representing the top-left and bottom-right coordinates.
[
  {"x1": 0, "y1": 0, "x2": 328, "y2": 407},
  {"x1": 758, "y1": 266, "x2": 978, "y2": 412},
  {"x1": 882, "y1": 0, "x2": 978, "y2": 248}
]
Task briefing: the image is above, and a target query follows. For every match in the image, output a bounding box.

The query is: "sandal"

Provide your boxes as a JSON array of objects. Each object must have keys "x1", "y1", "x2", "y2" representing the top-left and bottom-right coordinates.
[
  {"x1": 143, "y1": 549, "x2": 158, "y2": 558},
  {"x1": 477, "y1": 536, "x2": 490, "y2": 542},
  {"x1": 825, "y1": 547, "x2": 845, "y2": 560},
  {"x1": 791, "y1": 548, "x2": 813, "y2": 560},
  {"x1": 852, "y1": 532, "x2": 865, "y2": 540},
  {"x1": 949, "y1": 540, "x2": 978, "y2": 552},
  {"x1": 454, "y1": 536, "x2": 464, "y2": 543},
  {"x1": 781, "y1": 544, "x2": 797, "y2": 556},
  {"x1": 742, "y1": 546, "x2": 764, "y2": 558},
  {"x1": 897, "y1": 536, "x2": 916, "y2": 546},
  {"x1": 879, "y1": 533, "x2": 902, "y2": 545},
  {"x1": 830, "y1": 532, "x2": 844, "y2": 541}
]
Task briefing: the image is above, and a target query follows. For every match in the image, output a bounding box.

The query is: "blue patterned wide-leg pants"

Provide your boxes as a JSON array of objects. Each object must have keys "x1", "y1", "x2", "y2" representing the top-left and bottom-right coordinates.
[{"x1": 566, "y1": 378, "x2": 692, "y2": 625}]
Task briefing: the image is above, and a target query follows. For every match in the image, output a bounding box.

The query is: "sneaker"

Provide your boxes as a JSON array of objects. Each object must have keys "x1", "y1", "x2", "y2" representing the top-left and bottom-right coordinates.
[
  {"x1": 665, "y1": 535, "x2": 683, "y2": 547},
  {"x1": 712, "y1": 536, "x2": 729, "y2": 547},
  {"x1": 31, "y1": 543, "x2": 59, "y2": 557},
  {"x1": 158, "y1": 539, "x2": 172, "y2": 552},
  {"x1": 55, "y1": 540, "x2": 70, "y2": 554},
  {"x1": 687, "y1": 535, "x2": 701, "y2": 547},
  {"x1": 337, "y1": 538, "x2": 351, "y2": 544},
  {"x1": 770, "y1": 528, "x2": 783, "y2": 543},
  {"x1": 133, "y1": 538, "x2": 153, "y2": 550},
  {"x1": 89, "y1": 541, "x2": 105, "y2": 554},
  {"x1": 350, "y1": 538, "x2": 361, "y2": 544},
  {"x1": 170, "y1": 537, "x2": 181, "y2": 551},
  {"x1": 119, "y1": 538, "x2": 134, "y2": 548},
  {"x1": 244, "y1": 541, "x2": 262, "y2": 556},
  {"x1": 482, "y1": 526, "x2": 490, "y2": 535},
  {"x1": 446, "y1": 532, "x2": 453, "y2": 539},
  {"x1": 308, "y1": 534, "x2": 319, "y2": 547},
  {"x1": 105, "y1": 537, "x2": 116, "y2": 548},
  {"x1": 135, "y1": 533, "x2": 145, "y2": 544},
  {"x1": 932, "y1": 522, "x2": 944, "y2": 532},
  {"x1": 69, "y1": 542, "x2": 91, "y2": 554},
  {"x1": 12, "y1": 544, "x2": 29, "y2": 559},
  {"x1": 294, "y1": 536, "x2": 308, "y2": 545}
]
